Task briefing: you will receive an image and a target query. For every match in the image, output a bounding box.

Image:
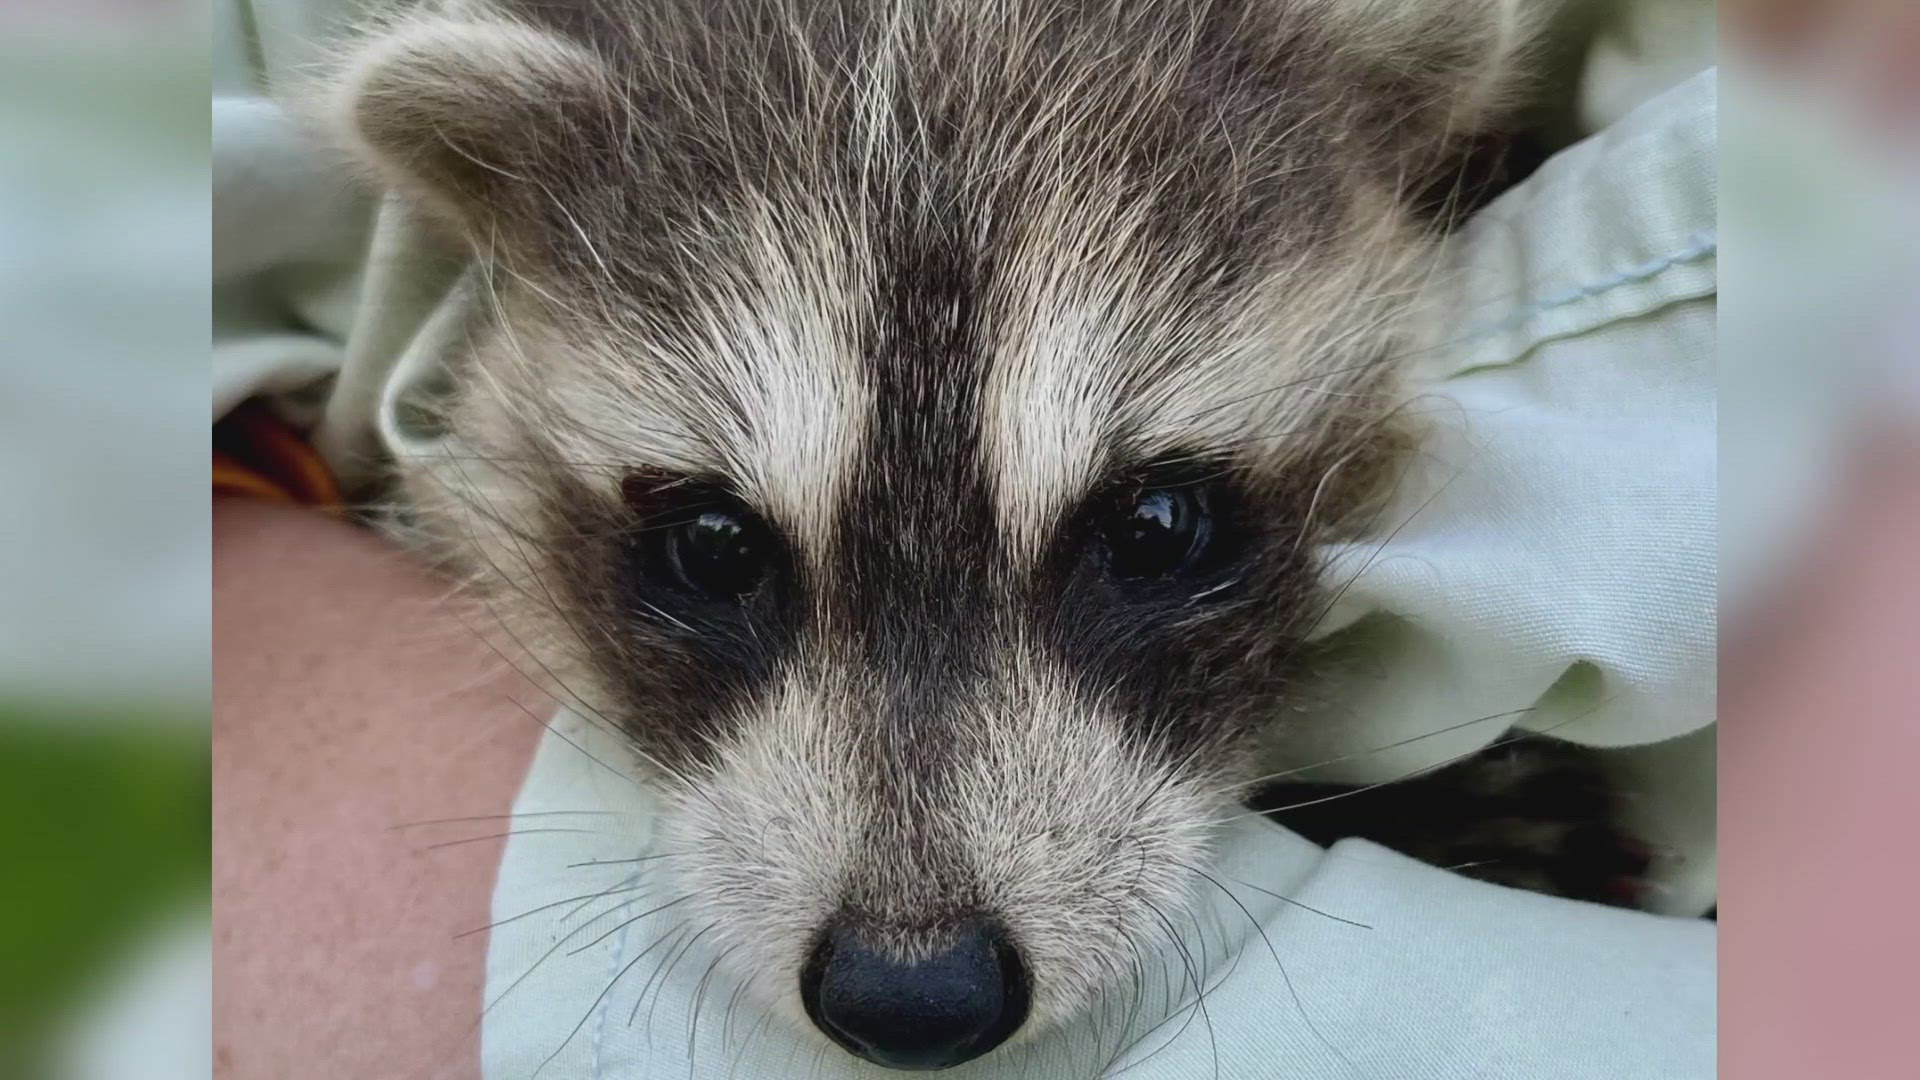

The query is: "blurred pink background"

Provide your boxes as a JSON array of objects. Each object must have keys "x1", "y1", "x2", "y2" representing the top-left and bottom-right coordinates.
[{"x1": 1721, "y1": 2, "x2": 1920, "y2": 1078}]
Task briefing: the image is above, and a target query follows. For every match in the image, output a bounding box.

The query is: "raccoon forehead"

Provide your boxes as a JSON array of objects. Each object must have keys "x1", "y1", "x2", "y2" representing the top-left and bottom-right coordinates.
[
  {"x1": 481, "y1": 204, "x2": 1403, "y2": 573},
  {"x1": 477, "y1": 215, "x2": 873, "y2": 559},
  {"x1": 979, "y1": 226, "x2": 1416, "y2": 563}
]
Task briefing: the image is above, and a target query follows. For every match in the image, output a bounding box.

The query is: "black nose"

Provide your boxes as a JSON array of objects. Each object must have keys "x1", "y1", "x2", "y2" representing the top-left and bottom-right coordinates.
[{"x1": 799, "y1": 920, "x2": 1029, "y2": 1071}]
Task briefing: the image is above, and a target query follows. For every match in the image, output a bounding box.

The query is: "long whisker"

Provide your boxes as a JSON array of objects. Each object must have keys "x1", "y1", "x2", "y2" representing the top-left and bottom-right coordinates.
[
  {"x1": 1188, "y1": 868, "x2": 1366, "y2": 1079},
  {"x1": 1223, "y1": 693, "x2": 1622, "y2": 827},
  {"x1": 1172, "y1": 861, "x2": 1371, "y2": 930},
  {"x1": 420, "y1": 827, "x2": 598, "y2": 852},
  {"x1": 388, "y1": 809, "x2": 622, "y2": 830},
  {"x1": 455, "y1": 880, "x2": 653, "y2": 941},
  {"x1": 532, "y1": 916, "x2": 697, "y2": 1078},
  {"x1": 1227, "y1": 703, "x2": 1538, "y2": 794}
]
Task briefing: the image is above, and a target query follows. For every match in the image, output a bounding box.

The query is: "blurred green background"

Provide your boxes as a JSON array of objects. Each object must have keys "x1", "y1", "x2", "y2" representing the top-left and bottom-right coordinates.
[
  {"x1": 0, "y1": 710, "x2": 208, "y2": 1078},
  {"x1": 0, "y1": 2, "x2": 210, "y2": 1078}
]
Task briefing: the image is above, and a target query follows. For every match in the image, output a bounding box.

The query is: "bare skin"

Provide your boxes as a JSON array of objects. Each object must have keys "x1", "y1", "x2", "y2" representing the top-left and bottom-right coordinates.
[
  {"x1": 1720, "y1": 428, "x2": 1920, "y2": 1080},
  {"x1": 212, "y1": 497, "x2": 544, "y2": 1079},
  {"x1": 1721, "y1": 6, "x2": 1920, "y2": 1074}
]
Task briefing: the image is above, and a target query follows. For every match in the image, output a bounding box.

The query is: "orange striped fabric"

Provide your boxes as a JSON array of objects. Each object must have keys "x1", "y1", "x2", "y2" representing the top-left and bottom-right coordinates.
[{"x1": 213, "y1": 401, "x2": 344, "y2": 511}]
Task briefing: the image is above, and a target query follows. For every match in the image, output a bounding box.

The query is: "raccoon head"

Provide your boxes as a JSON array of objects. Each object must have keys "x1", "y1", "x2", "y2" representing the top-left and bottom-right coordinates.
[{"x1": 322, "y1": 0, "x2": 1539, "y2": 1069}]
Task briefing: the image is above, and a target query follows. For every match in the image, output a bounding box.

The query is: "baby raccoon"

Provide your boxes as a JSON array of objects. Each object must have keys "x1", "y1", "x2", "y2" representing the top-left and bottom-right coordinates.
[{"x1": 319, "y1": 0, "x2": 1632, "y2": 1070}]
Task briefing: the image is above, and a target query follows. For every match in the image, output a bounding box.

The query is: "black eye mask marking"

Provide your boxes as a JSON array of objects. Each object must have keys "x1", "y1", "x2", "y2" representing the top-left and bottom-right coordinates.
[
  {"x1": 637, "y1": 490, "x2": 776, "y2": 602},
  {"x1": 1043, "y1": 457, "x2": 1302, "y2": 757},
  {"x1": 1097, "y1": 471, "x2": 1254, "y2": 592},
  {"x1": 1074, "y1": 460, "x2": 1255, "y2": 604},
  {"x1": 616, "y1": 469, "x2": 796, "y2": 675}
]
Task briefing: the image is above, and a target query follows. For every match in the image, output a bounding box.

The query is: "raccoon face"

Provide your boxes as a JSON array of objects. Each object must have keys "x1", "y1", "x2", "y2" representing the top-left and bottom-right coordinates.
[{"x1": 322, "y1": 0, "x2": 1536, "y2": 1068}]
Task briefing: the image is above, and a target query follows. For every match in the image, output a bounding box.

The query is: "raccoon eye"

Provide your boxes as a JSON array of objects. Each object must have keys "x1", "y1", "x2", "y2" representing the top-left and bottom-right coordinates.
[
  {"x1": 1103, "y1": 484, "x2": 1212, "y2": 580},
  {"x1": 662, "y1": 507, "x2": 771, "y2": 599},
  {"x1": 622, "y1": 473, "x2": 778, "y2": 602}
]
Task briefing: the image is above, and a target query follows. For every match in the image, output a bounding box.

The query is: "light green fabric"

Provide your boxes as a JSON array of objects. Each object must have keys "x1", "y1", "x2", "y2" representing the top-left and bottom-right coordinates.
[{"x1": 1288, "y1": 69, "x2": 1717, "y2": 918}]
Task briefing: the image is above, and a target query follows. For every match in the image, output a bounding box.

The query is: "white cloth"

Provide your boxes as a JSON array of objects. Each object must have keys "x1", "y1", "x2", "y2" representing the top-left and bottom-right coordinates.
[{"x1": 1275, "y1": 70, "x2": 1717, "y2": 918}]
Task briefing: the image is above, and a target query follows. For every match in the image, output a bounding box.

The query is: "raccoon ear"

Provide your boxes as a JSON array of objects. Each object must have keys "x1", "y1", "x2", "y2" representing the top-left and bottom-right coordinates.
[{"x1": 325, "y1": 16, "x2": 620, "y2": 241}]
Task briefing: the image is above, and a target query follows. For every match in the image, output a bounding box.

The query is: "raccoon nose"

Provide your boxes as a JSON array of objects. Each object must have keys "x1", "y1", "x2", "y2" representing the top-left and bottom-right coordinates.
[{"x1": 799, "y1": 920, "x2": 1029, "y2": 1070}]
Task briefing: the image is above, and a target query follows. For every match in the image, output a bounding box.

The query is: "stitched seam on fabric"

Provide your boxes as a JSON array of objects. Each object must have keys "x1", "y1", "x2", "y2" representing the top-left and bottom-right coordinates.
[
  {"x1": 589, "y1": 876, "x2": 645, "y2": 1078},
  {"x1": 1442, "y1": 285, "x2": 1717, "y2": 386},
  {"x1": 1456, "y1": 231, "x2": 1717, "y2": 347}
]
